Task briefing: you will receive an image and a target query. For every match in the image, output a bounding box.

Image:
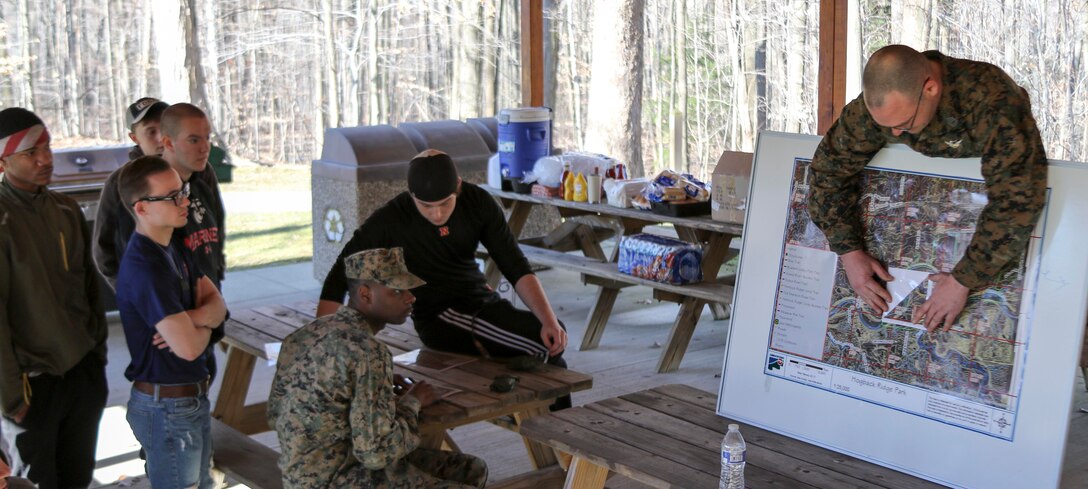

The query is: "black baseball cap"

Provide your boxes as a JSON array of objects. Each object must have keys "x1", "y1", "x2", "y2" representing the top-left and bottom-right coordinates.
[
  {"x1": 407, "y1": 150, "x2": 459, "y2": 202},
  {"x1": 126, "y1": 97, "x2": 169, "y2": 129}
]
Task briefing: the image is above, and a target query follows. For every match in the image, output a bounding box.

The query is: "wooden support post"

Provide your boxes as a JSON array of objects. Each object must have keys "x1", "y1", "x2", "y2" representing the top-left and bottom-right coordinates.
[
  {"x1": 581, "y1": 286, "x2": 620, "y2": 351},
  {"x1": 486, "y1": 200, "x2": 535, "y2": 288},
  {"x1": 564, "y1": 457, "x2": 609, "y2": 489},
  {"x1": 514, "y1": 406, "x2": 560, "y2": 468},
  {"x1": 419, "y1": 432, "x2": 446, "y2": 450},
  {"x1": 211, "y1": 346, "x2": 257, "y2": 432},
  {"x1": 657, "y1": 297, "x2": 706, "y2": 373},
  {"x1": 520, "y1": 0, "x2": 544, "y2": 107},
  {"x1": 818, "y1": 0, "x2": 848, "y2": 135},
  {"x1": 710, "y1": 302, "x2": 730, "y2": 320},
  {"x1": 572, "y1": 223, "x2": 607, "y2": 261}
]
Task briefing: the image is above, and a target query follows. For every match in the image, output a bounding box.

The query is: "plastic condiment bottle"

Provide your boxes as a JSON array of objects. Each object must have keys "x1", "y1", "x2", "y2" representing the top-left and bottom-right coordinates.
[
  {"x1": 563, "y1": 168, "x2": 576, "y2": 200},
  {"x1": 560, "y1": 163, "x2": 572, "y2": 194},
  {"x1": 573, "y1": 172, "x2": 588, "y2": 202}
]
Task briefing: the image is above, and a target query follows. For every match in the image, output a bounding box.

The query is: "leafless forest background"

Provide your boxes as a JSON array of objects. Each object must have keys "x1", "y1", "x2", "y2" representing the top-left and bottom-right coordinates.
[{"x1": 0, "y1": 0, "x2": 1084, "y2": 179}]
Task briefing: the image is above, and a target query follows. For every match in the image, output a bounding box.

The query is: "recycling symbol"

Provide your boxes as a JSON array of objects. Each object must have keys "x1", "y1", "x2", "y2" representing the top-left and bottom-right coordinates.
[{"x1": 324, "y1": 208, "x2": 345, "y2": 242}]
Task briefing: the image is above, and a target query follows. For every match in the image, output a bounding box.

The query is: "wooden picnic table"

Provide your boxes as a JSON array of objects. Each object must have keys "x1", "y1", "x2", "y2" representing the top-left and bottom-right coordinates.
[
  {"x1": 211, "y1": 301, "x2": 593, "y2": 468},
  {"x1": 482, "y1": 187, "x2": 742, "y2": 372},
  {"x1": 520, "y1": 384, "x2": 944, "y2": 489}
]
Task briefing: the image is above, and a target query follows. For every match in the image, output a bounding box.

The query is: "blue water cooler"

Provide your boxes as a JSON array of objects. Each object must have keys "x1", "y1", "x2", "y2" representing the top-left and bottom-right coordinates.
[{"x1": 497, "y1": 107, "x2": 552, "y2": 180}]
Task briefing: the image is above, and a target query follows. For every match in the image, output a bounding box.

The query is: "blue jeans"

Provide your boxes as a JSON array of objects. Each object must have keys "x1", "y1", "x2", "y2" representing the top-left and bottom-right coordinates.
[{"x1": 126, "y1": 387, "x2": 214, "y2": 489}]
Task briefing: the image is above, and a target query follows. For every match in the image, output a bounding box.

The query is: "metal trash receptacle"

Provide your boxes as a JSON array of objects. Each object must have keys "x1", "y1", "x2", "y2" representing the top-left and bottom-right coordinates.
[
  {"x1": 312, "y1": 121, "x2": 560, "y2": 284},
  {"x1": 466, "y1": 117, "x2": 498, "y2": 152},
  {"x1": 312, "y1": 125, "x2": 419, "y2": 282}
]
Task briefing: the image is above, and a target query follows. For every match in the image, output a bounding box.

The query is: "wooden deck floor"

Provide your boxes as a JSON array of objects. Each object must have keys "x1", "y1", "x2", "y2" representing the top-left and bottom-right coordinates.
[{"x1": 94, "y1": 263, "x2": 1088, "y2": 488}]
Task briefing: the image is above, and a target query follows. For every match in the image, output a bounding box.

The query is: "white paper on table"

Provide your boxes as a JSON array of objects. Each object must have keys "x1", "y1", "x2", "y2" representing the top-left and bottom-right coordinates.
[{"x1": 264, "y1": 342, "x2": 282, "y2": 366}]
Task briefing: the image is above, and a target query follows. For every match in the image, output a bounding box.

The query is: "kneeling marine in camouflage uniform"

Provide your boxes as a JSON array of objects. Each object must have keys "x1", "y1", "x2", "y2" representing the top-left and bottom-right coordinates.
[{"x1": 269, "y1": 247, "x2": 488, "y2": 488}]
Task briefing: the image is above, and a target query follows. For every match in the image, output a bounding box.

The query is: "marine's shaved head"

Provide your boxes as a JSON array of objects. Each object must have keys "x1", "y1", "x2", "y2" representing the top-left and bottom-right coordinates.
[{"x1": 863, "y1": 45, "x2": 930, "y2": 108}]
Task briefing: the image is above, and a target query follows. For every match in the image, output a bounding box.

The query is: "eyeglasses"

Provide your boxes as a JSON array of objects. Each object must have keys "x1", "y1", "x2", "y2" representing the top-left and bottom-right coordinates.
[
  {"x1": 890, "y1": 77, "x2": 929, "y2": 132},
  {"x1": 134, "y1": 182, "x2": 190, "y2": 207}
]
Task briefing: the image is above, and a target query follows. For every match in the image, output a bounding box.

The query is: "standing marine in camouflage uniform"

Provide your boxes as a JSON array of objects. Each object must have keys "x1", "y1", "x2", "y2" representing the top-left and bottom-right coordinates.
[
  {"x1": 808, "y1": 44, "x2": 1047, "y2": 332},
  {"x1": 268, "y1": 247, "x2": 488, "y2": 488}
]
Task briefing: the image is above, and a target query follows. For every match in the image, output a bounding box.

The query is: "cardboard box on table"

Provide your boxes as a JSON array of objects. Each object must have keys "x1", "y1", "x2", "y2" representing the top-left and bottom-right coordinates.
[{"x1": 710, "y1": 151, "x2": 753, "y2": 224}]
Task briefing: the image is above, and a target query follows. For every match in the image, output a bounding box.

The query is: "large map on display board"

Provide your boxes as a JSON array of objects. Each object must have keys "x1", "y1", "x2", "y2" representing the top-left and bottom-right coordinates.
[
  {"x1": 718, "y1": 132, "x2": 1088, "y2": 488},
  {"x1": 770, "y1": 160, "x2": 1030, "y2": 438}
]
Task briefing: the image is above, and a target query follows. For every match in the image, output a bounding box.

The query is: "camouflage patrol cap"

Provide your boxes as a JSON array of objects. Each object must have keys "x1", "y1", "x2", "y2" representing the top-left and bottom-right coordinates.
[{"x1": 344, "y1": 247, "x2": 426, "y2": 290}]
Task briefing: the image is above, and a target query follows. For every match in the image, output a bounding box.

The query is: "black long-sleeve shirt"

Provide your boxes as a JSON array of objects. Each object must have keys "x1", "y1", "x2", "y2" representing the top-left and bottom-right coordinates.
[{"x1": 320, "y1": 182, "x2": 533, "y2": 318}]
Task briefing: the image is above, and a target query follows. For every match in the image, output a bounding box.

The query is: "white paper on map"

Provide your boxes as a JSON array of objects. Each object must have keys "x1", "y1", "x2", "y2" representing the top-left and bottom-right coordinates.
[{"x1": 881, "y1": 267, "x2": 932, "y2": 329}]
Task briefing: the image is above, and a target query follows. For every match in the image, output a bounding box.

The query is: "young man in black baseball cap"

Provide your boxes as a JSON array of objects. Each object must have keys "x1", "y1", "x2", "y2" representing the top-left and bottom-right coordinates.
[
  {"x1": 319, "y1": 150, "x2": 570, "y2": 408},
  {"x1": 125, "y1": 97, "x2": 170, "y2": 159}
]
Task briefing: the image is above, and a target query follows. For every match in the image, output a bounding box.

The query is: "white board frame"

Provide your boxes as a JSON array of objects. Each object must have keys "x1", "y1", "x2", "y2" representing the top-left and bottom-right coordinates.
[{"x1": 718, "y1": 131, "x2": 1088, "y2": 488}]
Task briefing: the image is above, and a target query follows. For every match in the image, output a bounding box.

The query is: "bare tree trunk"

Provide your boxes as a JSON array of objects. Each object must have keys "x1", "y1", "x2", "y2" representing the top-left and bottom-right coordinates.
[
  {"x1": 322, "y1": 0, "x2": 339, "y2": 128},
  {"x1": 59, "y1": 0, "x2": 82, "y2": 136},
  {"x1": 153, "y1": 0, "x2": 190, "y2": 103},
  {"x1": 183, "y1": 0, "x2": 223, "y2": 146},
  {"x1": 343, "y1": 0, "x2": 364, "y2": 127},
  {"x1": 366, "y1": 3, "x2": 380, "y2": 124},
  {"x1": 785, "y1": 1, "x2": 804, "y2": 132},
  {"x1": 895, "y1": 0, "x2": 931, "y2": 47},
  {"x1": 585, "y1": 0, "x2": 645, "y2": 175},
  {"x1": 102, "y1": 0, "x2": 121, "y2": 139},
  {"x1": 312, "y1": 51, "x2": 324, "y2": 152},
  {"x1": 564, "y1": 1, "x2": 584, "y2": 147},
  {"x1": 542, "y1": 0, "x2": 558, "y2": 110},
  {"x1": 495, "y1": 0, "x2": 510, "y2": 115},
  {"x1": 200, "y1": 0, "x2": 220, "y2": 126},
  {"x1": 136, "y1": 0, "x2": 152, "y2": 96},
  {"x1": 480, "y1": 2, "x2": 497, "y2": 114},
  {"x1": 15, "y1": 0, "x2": 35, "y2": 109},
  {"x1": 650, "y1": 2, "x2": 666, "y2": 169},
  {"x1": 674, "y1": 0, "x2": 687, "y2": 171},
  {"x1": 452, "y1": 0, "x2": 480, "y2": 118},
  {"x1": 754, "y1": 1, "x2": 767, "y2": 134}
]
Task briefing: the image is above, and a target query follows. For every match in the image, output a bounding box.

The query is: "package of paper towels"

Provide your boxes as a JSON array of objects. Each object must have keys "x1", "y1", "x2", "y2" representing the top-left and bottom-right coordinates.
[{"x1": 617, "y1": 233, "x2": 703, "y2": 285}]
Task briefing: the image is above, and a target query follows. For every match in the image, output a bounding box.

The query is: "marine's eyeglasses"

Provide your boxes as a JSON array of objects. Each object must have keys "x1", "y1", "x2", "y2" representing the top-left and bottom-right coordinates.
[{"x1": 891, "y1": 77, "x2": 929, "y2": 132}]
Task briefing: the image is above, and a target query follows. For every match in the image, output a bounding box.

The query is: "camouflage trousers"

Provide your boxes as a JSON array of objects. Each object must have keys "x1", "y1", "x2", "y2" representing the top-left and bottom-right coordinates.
[{"x1": 346, "y1": 448, "x2": 488, "y2": 489}]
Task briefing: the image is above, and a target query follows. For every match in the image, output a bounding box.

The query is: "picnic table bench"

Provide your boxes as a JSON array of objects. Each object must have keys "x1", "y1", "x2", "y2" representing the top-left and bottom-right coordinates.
[
  {"x1": 212, "y1": 301, "x2": 593, "y2": 469},
  {"x1": 520, "y1": 384, "x2": 944, "y2": 489},
  {"x1": 483, "y1": 187, "x2": 741, "y2": 373}
]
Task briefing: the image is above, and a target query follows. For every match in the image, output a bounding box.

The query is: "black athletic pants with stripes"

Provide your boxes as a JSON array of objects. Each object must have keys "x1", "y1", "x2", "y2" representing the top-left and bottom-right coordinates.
[{"x1": 413, "y1": 296, "x2": 572, "y2": 410}]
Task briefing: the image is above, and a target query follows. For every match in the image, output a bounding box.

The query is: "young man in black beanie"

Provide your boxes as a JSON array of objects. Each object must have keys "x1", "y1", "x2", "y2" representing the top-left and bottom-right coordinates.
[
  {"x1": 0, "y1": 108, "x2": 109, "y2": 487},
  {"x1": 318, "y1": 150, "x2": 571, "y2": 407}
]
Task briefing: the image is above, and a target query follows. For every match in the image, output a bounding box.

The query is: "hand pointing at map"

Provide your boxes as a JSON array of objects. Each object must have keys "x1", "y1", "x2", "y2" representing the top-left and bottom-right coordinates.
[
  {"x1": 841, "y1": 250, "x2": 894, "y2": 314},
  {"x1": 913, "y1": 272, "x2": 969, "y2": 332}
]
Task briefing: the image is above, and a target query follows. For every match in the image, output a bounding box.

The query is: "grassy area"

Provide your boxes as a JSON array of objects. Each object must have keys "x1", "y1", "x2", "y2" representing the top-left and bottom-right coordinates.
[
  {"x1": 225, "y1": 211, "x2": 312, "y2": 271},
  {"x1": 222, "y1": 165, "x2": 313, "y2": 271},
  {"x1": 220, "y1": 165, "x2": 310, "y2": 192}
]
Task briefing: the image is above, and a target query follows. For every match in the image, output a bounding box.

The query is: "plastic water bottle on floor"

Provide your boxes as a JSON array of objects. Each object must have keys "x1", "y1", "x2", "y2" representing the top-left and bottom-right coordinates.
[{"x1": 720, "y1": 423, "x2": 746, "y2": 489}]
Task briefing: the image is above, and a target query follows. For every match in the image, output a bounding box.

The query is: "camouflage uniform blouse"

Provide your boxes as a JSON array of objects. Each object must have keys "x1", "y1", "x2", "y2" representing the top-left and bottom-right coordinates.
[
  {"x1": 268, "y1": 306, "x2": 423, "y2": 487},
  {"x1": 809, "y1": 50, "x2": 1047, "y2": 289}
]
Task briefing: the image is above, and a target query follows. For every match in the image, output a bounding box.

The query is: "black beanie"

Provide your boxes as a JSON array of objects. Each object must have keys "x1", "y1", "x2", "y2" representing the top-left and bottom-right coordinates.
[{"x1": 407, "y1": 150, "x2": 459, "y2": 202}]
